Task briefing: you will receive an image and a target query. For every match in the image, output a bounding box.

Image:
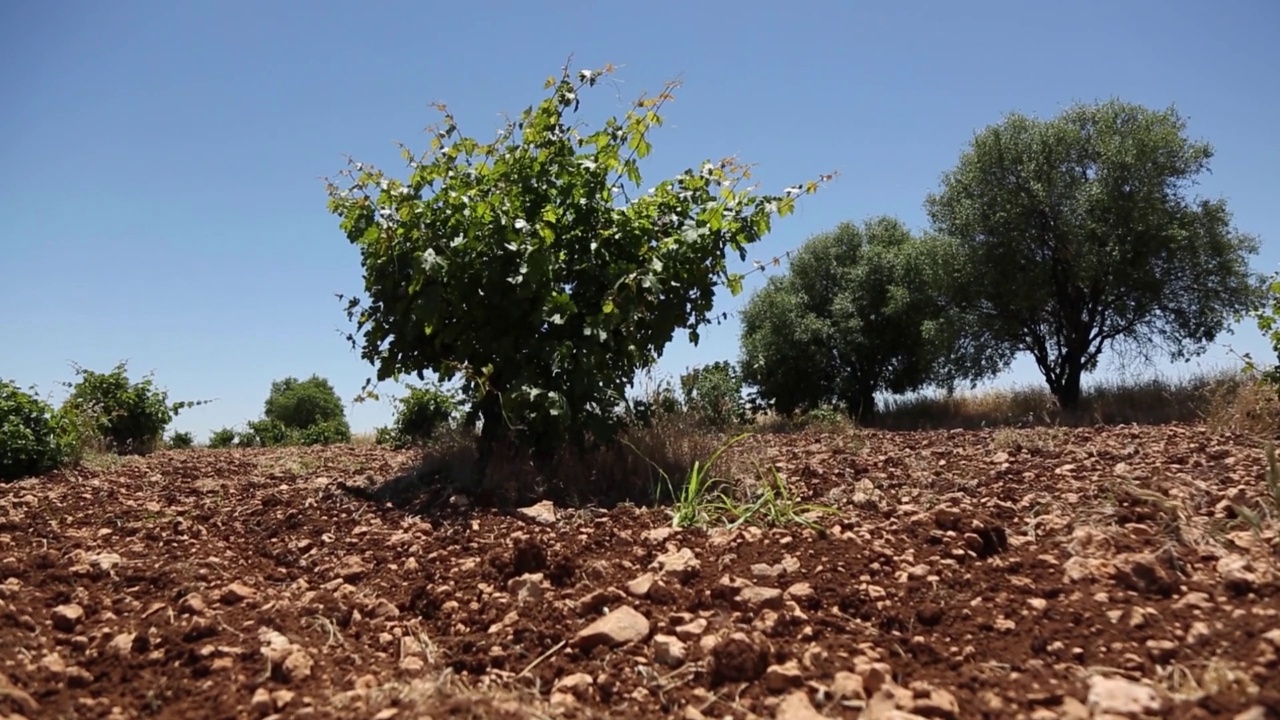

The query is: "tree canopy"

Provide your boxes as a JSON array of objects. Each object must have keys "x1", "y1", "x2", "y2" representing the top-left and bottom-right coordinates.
[
  {"x1": 326, "y1": 62, "x2": 831, "y2": 461},
  {"x1": 925, "y1": 98, "x2": 1264, "y2": 408},
  {"x1": 739, "y1": 216, "x2": 998, "y2": 422}
]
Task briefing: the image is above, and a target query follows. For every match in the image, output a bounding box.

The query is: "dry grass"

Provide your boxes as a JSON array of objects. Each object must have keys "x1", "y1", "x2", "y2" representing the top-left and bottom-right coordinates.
[
  {"x1": 872, "y1": 367, "x2": 1278, "y2": 434},
  {"x1": 366, "y1": 409, "x2": 737, "y2": 510}
]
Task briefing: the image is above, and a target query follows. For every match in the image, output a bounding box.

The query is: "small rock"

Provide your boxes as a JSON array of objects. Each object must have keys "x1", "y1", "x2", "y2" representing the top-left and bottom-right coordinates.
[
  {"x1": 736, "y1": 585, "x2": 784, "y2": 612},
  {"x1": 1217, "y1": 555, "x2": 1260, "y2": 595},
  {"x1": 751, "y1": 563, "x2": 782, "y2": 581},
  {"x1": 220, "y1": 582, "x2": 258, "y2": 605},
  {"x1": 1233, "y1": 705, "x2": 1269, "y2": 720},
  {"x1": 642, "y1": 526, "x2": 676, "y2": 543},
  {"x1": 517, "y1": 500, "x2": 557, "y2": 525},
  {"x1": 178, "y1": 593, "x2": 208, "y2": 615},
  {"x1": 553, "y1": 672, "x2": 594, "y2": 699},
  {"x1": 784, "y1": 582, "x2": 815, "y2": 603},
  {"x1": 1174, "y1": 590, "x2": 1214, "y2": 610},
  {"x1": 674, "y1": 617, "x2": 707, "y2": 640},
  {"x1": 571, "y1": 606, "x2": 650, "y2": 649},
  {"x1": 764, "y1": 660, "x2": 804, "y2": 692},
  {"x1": 775, "y1": 690, "x2": 824, "y2": 720},
  {"x1": 250, "y1": 687, "x2": 273, "y2": 718},
  {"x1": 1086, "y1": 675, "x2": 1163, "y2": 717},
  {"x1": 627, "y1": 573, "x2": 656, "y2": 598},
  {"x1": 653, "y1": 634, "x2": 688, "y2": 668},
  {"x1": 908, "y1": 681, "x2": 960, "y2": 719},
  {"x1": 372, "y1": 710, "x2": 399, "y2": 720},
  {"x1": 369, "y1": 599, "x2": 400, "y2": 619},
  {"x1": 51, "y1": 604, "x2": 84, "y2": 632},
  {"x1": 651, "y1": 548, "x2": 701, "y2": 582},
  {"x1": 280, "y1": 650, "x2": 314, "y2": 682},
  {"x1": 259, "y1": 630, "x2": 293, "y2": 664},
  {"x1": 1146, "y1": 639, "x2": 1177, "y2": 663},
  {"x1": 398, "y1": 656, "x2": 424, "y2": 672},
  {"x1": 270, "y1": 689, "x2": 295, "y2": 711},
  {"x1": 1185, "y1": 621, "x2": 1211, "y2": 646},
  {"x1": 1112, "y1": 553, "x2": 1177, "y2": 597},
  {"x1": 65, "y1": 666, "x2": 93, "y2": 688},
  {"x1": 38, "y1": 653, "x2": 66, "y2": 676},
  {"x1": 335, "y1": 556, "x2": 369, "y2": 583},
  {"x1": 831, "y1": 671, "x2": 866, "y2": 701},
  {"x1": 106, "y1": 632, "x2": 137, "y2": 656},
  {"x1": 508, "y1": 573, "x2": 544, "y2": 603},
  {"x1": 574, "y1": 587, "x2": 626, "y2": 617}
]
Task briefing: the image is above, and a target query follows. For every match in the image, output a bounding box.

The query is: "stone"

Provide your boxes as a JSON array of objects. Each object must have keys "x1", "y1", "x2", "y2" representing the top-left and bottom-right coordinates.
[
  {"x1": 571, "y1": 606, "x2": 649, "y2": 649},
  {"x1": 516, "y1": 500, "x2": 557, "y2": 524},
  {"x1": 775, "y1": 690, "x2": 825, "y2": 720},
  {"x1": 51, "y1": 604, "x2": 84, "y2": 632},
  {"x1": 653, "y1": 634, "x2": 688, "y2": 668},
  {"x1": 764, "y1": 660, "x2": 804, "y2": 692},
  {"x1": 650, "y1": 547, "x2": 701, "y2": 582},
  {"x1": 1085, "y1": 675, "x2": 1163, "y2": 717},
  {"x1": 220, "y1": 582, "x2": 258, "y2": 605}
]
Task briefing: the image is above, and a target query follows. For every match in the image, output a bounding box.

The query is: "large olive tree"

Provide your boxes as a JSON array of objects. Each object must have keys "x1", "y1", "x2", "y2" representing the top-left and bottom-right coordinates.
[{"x1": 926, "y1": 99, "x2": 1264, "y2": 408}]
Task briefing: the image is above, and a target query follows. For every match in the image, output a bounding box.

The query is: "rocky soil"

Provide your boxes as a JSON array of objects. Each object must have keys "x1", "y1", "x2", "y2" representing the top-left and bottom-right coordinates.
[{"x1": 1, "y1": 423, "x2": 1279, "y2": 719}]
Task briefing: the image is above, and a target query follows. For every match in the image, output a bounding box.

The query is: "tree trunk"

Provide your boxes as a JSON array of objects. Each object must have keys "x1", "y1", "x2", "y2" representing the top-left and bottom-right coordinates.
[
  {"x1": 844, "y1": 386, "x2": 878, "y2": 426},
  {"x1": 474, "y1": 390, "x2": 507, "y2": 489},
  {"x1": 1051, "y1": 357, "x2": 1085, "y2": 412}
]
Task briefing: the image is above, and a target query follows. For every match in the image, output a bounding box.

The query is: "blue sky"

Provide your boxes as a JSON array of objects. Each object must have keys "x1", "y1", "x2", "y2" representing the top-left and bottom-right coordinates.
[{"x1": 2, "y1": 0, "x2": 1277, "y2": 440}]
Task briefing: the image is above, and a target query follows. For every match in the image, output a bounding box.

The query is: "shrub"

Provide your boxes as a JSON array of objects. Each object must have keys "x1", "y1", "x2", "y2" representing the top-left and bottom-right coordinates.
[
  {"x1": 294, "y1": 418, "x2": 352, "y2": 446},
  {"x1": 59, "y1": 361, "x2": 208, "y2": 456},
  {"x1": 385, "y1": 384, "x2": 460, "y2": 448},
  {"x1": 167, "y1": 431, "x2": 195, "y2": 449},
  {"x1": 326, "y1": 61, "x2": 831, "y2": 477},
  {"x1": 680, "y1": 361, "x2": 748, "y2": 429},
  {"x1": 208, "y1": 427, "x2": 237, "y2": 448},
  {"x1": 263, "y1": 375, "x2": 348, "y2": 432},
  {"x1": 0, "y1": 380, "x2": 71, "y2": 480}
]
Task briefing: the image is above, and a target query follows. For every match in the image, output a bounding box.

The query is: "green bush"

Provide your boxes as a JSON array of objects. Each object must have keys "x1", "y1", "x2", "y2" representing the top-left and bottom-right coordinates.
[
  {"x1": 680, "y1": 361, "x2": 748, "y2": 429},
  {"x1": 208, "y1": 427, "x2": 237, "y2": 448},
  {"x1": 167, "y1": 430, "x2": 195, "y2": 449},
  {"x1": 326, "y1": 62, "x2": 830, "y2": 475},
  {"x1": 59, "y1": 361, "x2": 208, "y2": 456},
  {"x1": 0, "y1": 380, "x2": 71, "y2": 481},
  {"x1": 263, "y1": 375, "x2": 347, "y2": 432},
  {"x1": 234, "y1": 374, "x2": 353, "y2": 447},
  {"x1": 384, "y1": 384, "x2": 459, "y2": 448},
  {"x1": 294, "y1": 418, "x2": 352, "y2": 446},
  {"x1": 242, "y1": 418, "x2": 292, "y2": 447}
]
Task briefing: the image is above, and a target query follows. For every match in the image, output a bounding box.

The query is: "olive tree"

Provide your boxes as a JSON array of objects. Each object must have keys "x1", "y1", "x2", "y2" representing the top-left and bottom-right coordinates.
[
  {"x1": 326, "y1": 62, "x2": 831, "y2": 466},
  {"x1": 739, "y1": 216, "x2": 999, "y2": 422},
  {"x1": 926, "y1": 99, "x2": 1264, "y2": 409}
]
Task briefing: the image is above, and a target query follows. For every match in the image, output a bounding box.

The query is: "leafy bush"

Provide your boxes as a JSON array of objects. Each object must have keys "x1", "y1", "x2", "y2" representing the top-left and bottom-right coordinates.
[
  {"x1": 326, "y1": 61, "x2": 830, "y2": 474},
  {"x1": 208, "y1": 427, "x2": 237, "y2": 448},
  {"x1": 294, "y1": 419, "x2": 352, "y2": 446},
  {"x1": 59, "y1": 361, "x2": 208, "y2": 456},
  {"x1": 241, "y1": 418, "x2": 292, "y2": 447},
  {"x1": 263, "y1": 375, "x2": 348, "y2": 432},
  {"x1": 236, "y1": 375, "x2": 353, "y2": 447},
  {"x1": 167, "y1": 431, "x2": 195, "y2": 449},
  {"x1": 680, "y1": 361, "x2": 748, "y2": 429},
  {"x1": 0, "y1": 380, "x2": 72, "y2": 481},
  {"x1": 383, "y1": 384, "x2": 460, "y2": 448}
]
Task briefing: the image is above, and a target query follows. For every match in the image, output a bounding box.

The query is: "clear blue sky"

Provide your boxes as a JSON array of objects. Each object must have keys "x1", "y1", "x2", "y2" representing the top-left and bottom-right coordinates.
[{"x1": 3, "y1": 0, "x2": 1277, "y2": 440}]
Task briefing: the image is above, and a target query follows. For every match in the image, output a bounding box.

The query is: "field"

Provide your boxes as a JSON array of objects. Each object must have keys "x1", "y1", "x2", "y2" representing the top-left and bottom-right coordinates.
[{"x1": 3, "y1": 413, "x2": 1280, "y2": 720}]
